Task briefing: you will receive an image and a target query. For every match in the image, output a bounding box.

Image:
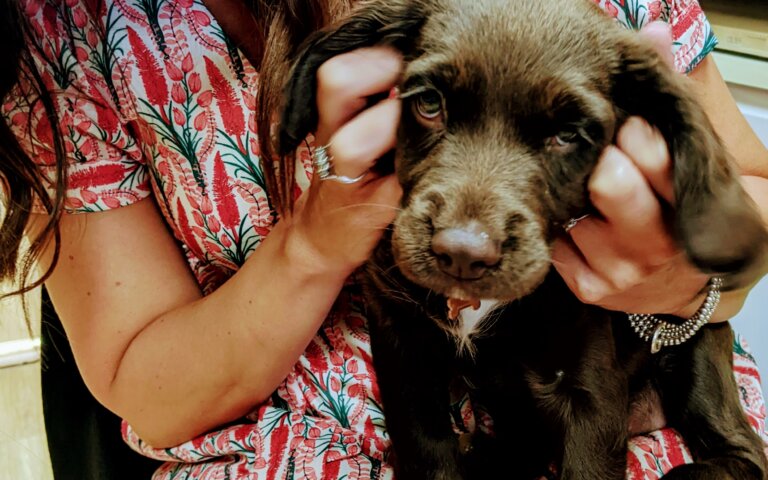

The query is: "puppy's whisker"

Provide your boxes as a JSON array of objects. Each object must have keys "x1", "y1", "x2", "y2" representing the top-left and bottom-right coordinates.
[
  {"x1": 396, "y1": 86, "x2": 431, "y2": 100},
  {"x1": 355, "y1": 203, "x2": 404, "y2": 212},
  {"x1": 329, "y1": 203, "x2": 403, "y2": 214},
  {"x1": 375, "y1": 287, "x2": 419, "y2": 306}
]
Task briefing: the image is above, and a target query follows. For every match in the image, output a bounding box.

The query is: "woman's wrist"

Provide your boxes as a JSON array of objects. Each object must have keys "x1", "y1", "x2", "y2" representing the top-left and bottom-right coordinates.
[
  {"x1": 670, "y1": 284, "x2": 750, "y2": 323},
  {"x1": 276, "y1": 217, "x2": 359, "y2": 284}
]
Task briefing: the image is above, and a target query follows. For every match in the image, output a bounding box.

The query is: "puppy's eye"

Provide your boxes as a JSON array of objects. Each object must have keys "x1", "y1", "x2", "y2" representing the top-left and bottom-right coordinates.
[{"x1": 414, "y1": 90, "x2": 444, "y2": 123}]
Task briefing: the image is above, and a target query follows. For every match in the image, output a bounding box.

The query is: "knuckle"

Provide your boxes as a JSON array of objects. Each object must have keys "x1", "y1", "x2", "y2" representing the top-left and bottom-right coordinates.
[
  {"x1": 619, "y1": 118, "x2": 670, "y2": 169},
  {"x1": 607, "y1": 265, "x2": 642, "y2": 292},
  {"x1": 574, "y1": 276, "x2": 607, "y2": 304},
  {"x1": 591, "y1": 179, "x2": 640, "y2": 210}
]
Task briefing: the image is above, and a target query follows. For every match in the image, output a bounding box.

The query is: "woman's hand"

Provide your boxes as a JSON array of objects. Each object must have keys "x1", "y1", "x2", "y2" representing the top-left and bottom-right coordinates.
[
  {"x1": 551, "y1": 117, "x2": 710, "y2": 317},
  {"x1": 552, "y1": 21, "x2": 768, "y2": 323},
  {"x1": 551, "y1": 23, "x2": 712, "y2": 319},
  {"x1": 287, "y1": 47, "x2": 404, "y2": 276}
]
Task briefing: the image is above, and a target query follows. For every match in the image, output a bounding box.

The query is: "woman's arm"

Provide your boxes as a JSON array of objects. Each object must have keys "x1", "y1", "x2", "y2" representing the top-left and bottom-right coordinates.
[
  {"x1": 689, "y1": 56, "x2": 768, "y2": 178},
  {"x1": 31, "y1": 47, "x2": 403, "y2": 449}
]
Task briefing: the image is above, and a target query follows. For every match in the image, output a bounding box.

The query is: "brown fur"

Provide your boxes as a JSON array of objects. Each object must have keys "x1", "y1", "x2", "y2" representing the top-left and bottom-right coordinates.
[{"x1": 279, "y1": 1, "x2": 768, "y2": 479}]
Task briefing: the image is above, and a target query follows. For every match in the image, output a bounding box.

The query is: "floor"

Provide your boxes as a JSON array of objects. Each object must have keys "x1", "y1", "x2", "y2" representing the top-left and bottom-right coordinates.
[{"x1": 0, "y1": 284, "x2": 54, "y2": 480}]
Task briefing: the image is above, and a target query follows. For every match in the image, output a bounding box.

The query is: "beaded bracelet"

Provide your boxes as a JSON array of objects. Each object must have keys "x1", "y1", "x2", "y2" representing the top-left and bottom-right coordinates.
[{"x1": 628, "y1": 276, "x2": 723, "y2": 354}]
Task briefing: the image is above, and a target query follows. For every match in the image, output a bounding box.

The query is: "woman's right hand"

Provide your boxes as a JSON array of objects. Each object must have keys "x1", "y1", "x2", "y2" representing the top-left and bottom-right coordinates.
[{"x1": 288, "y1": 46, "x2": 404, "y2": 275}]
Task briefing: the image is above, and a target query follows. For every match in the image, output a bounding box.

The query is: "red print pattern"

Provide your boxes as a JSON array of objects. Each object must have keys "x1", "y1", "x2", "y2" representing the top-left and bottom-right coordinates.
[{"x1": 3, "y1": 0, "x2": 761, "y2": 478}]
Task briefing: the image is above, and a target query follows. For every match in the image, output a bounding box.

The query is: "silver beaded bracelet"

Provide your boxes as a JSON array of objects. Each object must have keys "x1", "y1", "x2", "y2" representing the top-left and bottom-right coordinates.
[{"x1": 628, "y1": 276, "x2": 723, "y2": 354}]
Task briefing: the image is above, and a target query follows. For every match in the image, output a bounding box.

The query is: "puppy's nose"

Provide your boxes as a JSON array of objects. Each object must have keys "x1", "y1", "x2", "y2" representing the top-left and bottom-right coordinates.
[{"x1": 432, "y1": 222, "x2": 501, "y2": 280}]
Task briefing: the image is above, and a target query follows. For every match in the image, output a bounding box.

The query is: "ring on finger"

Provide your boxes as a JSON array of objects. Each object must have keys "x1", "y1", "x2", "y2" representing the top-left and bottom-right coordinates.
[
  {"x1": 564, "y1": 214, "x2": 591, "y2": 233},
  {"x1": 312, "y1": 144, "x2": 368, "y2": 185}
]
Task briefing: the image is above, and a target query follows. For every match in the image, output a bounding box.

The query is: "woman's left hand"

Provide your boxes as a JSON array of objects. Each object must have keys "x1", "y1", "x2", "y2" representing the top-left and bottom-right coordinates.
[
  {"x1": 551, "y1": 21, "x2": 715, "y2": 319},
  {"x1": 551, "y1": 116, "x2": 710, "y2": 318}
]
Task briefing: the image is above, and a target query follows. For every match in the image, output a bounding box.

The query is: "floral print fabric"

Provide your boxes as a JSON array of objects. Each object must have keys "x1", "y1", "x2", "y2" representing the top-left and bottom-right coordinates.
[{"x1": 4, "y1": 0, "x2": 763, "y2": 479}]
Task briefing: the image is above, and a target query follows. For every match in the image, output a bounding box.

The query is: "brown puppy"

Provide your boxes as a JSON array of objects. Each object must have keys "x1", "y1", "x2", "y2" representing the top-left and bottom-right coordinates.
[{"x1": 280, "y1": 1, "x2": 768, "y2": 479}]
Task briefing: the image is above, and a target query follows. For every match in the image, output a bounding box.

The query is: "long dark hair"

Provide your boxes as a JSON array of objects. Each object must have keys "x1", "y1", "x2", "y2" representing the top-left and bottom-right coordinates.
[
  {"x1": 0, "y1": 0, "x2": 348, "y2": 296},
  {"x1": 0, "y1": 0, "x2": 66, "y2": 298}
]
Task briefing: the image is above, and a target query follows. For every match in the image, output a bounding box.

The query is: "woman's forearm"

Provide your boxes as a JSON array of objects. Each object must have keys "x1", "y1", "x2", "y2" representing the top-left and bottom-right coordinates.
[
  {"x1": 115, "y1": 222, "x2": 351, "y2": 447},
  {"x1": 40, "y1": 200, "x2": 351, "y2": 448},
  {"x1": 689, "y1": 57, "x2": 768, "y2": 177}
]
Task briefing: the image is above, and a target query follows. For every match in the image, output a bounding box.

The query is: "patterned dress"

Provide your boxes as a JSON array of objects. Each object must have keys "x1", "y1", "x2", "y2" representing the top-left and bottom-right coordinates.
[{"x1": 3, "y1": 0, "x2": 766, "y2": 478}]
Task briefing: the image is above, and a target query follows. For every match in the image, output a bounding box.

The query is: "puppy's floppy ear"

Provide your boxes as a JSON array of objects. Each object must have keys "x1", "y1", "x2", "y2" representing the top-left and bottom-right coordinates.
[
  {"x1": 278, "y1": 0, "x2": 426, "y2": 156},
  {"x1": 612, "y1": 42, "x2": 768, "y2": 288}
]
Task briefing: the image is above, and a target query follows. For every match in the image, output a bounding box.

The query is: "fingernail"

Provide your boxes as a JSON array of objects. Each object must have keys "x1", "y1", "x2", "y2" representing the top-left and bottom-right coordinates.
[
  {"x1": 633, "y1": 118, "x2": 668, "y2": 166},
  {"x1": 627, "y1": 117, "x2": 654, "y2": 142},
  {"x1": 621, "y1": 117, "x2": 667, "y2": 168},
  {"x1": 599, "y1": 145, "x2": 627, "y2": 171},
  {"x1": 590, "y1": 146, "x2": 632, "y2": 195}
]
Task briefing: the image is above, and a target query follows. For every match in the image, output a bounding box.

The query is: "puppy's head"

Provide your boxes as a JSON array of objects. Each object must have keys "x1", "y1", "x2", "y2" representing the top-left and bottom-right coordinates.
[{"x1": 281, "y1": 0, "x2": 768, "y2": 305}]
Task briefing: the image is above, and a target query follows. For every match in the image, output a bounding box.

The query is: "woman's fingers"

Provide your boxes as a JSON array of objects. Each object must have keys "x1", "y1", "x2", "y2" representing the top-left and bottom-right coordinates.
[
  {"x1": 567, "y1": 218, "x2": 646, "y2": 291},
  {"x1": 616, "y1": 117, "x2": 675, "y2": 205},
  {"x1": 554, "y1": 112, "x2": 707, "y2": 316},
  {"x1": 553, "y1": 235, "x2": 707, "y2": 315},
  {"x1": 315, "y1": 47, "x2": 403, "y2": 143},
  {"x1": 587, "y1": 143, "x2": 677, "y2": 265},
  {"x1": 325, "y1": 98, "x2": 401, "y2": 180},
  {"x1": 551, "y1": 237, "x2": 615, "y2": 304},
  {"x1": 554, "y1": 23, "x2": 720, "y2": 320},
  {"x1": 290, "y1": 47, "x2": 404, "y2": 273}
]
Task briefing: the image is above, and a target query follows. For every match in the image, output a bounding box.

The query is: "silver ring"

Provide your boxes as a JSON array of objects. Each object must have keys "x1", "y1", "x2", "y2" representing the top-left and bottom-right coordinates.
[
  {"x1": 563, "y1": 214, "x2": 590, "y2": 233},
  {"x1": 312, "y1": 144, "x2": 368, "y2": 185}
]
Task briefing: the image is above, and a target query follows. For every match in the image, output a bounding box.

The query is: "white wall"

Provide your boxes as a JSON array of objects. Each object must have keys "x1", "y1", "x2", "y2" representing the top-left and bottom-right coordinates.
[{"x1": 729, "y1": 83, "x2": 768, "y2": 396}]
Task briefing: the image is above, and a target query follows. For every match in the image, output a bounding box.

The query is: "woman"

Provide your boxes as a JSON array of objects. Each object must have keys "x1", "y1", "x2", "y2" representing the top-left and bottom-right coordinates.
[{"x1": 1, "y1": 0, "x2": 766, "y2": 478}]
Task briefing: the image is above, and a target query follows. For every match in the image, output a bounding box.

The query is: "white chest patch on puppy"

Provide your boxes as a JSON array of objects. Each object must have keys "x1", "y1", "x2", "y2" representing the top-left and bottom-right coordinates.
[{"x1": 444, "y1": 299, "x2": 502, "y2": 356}]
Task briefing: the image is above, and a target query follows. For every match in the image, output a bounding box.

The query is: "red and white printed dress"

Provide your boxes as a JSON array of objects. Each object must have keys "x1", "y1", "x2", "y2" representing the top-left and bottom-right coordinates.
[{"x1": 4, "y1": 0, "x2": 766, "y2": 478}]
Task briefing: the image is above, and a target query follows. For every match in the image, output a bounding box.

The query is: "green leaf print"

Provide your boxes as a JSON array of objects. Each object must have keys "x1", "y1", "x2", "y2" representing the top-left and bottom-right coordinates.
[{"x1": 134, "y1": 0, "x2": 169, "y2": 58}]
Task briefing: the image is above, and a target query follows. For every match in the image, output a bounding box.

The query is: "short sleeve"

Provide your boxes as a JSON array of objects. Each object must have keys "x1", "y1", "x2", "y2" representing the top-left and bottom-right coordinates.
[
  {"x1": 2, "y1": 0, "x2": 150, "y2": 214},
  {"x1": 666, "y1": 0, "x2": 718, "y2": 73},
  {"x1": 594, "y1": 0, "x2": 718, "y2": 74}
]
